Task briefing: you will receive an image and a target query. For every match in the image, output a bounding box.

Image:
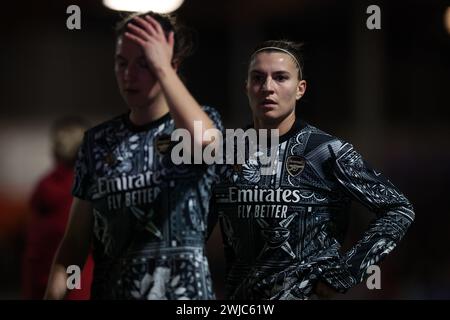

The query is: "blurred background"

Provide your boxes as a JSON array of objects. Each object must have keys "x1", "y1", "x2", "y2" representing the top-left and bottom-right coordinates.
[{"x1": 0, "y1": 0, "x2": 449, "y2": 299}]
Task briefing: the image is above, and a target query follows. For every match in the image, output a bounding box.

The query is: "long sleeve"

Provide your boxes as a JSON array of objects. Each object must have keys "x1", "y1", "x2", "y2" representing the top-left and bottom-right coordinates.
[
  {"x1": 210, "y1": 163, "x2": 236, "y2": 272},
  {"x1": 319, "y1": 142, "x2": 415, "y2": 293}
]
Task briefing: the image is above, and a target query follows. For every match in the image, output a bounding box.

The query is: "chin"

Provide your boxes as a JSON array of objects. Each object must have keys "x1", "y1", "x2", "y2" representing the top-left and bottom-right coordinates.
[
  {"x1": 258, "y1": 110, "x2": 282, "y2": 122},
  {"x1": 125, "y1": 99, "x2": 146, "y2": 109}
]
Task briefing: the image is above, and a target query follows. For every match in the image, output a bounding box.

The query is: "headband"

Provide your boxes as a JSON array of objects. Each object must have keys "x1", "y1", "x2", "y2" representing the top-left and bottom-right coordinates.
[{"x1": 252, "y1": 46, "x2": 302, "y2": 79}]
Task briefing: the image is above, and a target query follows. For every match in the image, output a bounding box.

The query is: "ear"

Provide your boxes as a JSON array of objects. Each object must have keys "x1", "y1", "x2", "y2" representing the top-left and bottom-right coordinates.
[
  {"x1": 296, "y1": 80, "x2": 307, "y2": 100},
  {"x1": 244, "y1": 80, "x2": 249, "y2": 94}
]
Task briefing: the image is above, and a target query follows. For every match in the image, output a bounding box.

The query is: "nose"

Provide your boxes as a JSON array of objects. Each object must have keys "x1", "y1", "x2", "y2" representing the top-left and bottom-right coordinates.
[
  {"x1": 261, "y1": 77, "x2": 274, "y2": 92},
  {"x1": 124, "y1": 64, "x2": 138, "y2": 82}
]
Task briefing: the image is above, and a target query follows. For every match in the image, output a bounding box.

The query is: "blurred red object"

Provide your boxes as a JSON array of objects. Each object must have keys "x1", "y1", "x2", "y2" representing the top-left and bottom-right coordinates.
[{"x1": 21, "y1": 163, "x2": 94, "y2": 300}]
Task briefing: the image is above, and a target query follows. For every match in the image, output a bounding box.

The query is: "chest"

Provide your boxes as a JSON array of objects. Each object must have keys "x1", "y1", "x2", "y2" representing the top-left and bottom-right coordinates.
[
  {"x1": 229, "y1": 138, "x2": 330, "y2": 191},
  {"x1": 90, "y1": 130, "x2": 175, "y2": 178}
]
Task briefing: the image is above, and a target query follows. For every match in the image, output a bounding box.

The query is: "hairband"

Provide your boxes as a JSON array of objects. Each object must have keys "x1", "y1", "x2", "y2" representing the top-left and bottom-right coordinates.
[{"x1": 252, "y1": 47, "x2": 302, "y2": 79}]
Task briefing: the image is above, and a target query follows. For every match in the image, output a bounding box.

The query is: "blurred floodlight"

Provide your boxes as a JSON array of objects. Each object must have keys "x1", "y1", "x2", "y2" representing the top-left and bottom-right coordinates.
[{"x1": 103, "y1": 0, "x2": 184, "y2": 13}]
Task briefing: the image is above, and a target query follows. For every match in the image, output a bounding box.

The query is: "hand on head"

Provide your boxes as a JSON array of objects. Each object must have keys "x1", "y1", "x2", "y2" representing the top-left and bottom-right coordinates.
[{"x1": 124, "y1": 15, "x2": 175, "y2": 74}]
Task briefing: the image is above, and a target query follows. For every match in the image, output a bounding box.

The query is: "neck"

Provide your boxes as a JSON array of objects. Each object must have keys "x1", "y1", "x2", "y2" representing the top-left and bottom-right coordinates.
[
  {"x1": 129, "y1": 93, "x2": 169, "y2": 126},
  {"x1": 253, "y1": 111, "x2": 296, "y2": 136}
]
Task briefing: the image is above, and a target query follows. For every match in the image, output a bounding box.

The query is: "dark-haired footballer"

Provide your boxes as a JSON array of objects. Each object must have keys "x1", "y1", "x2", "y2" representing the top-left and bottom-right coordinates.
[
  {"x1": 211, "y1": 40, "x2": 414, "y2": 300},
  {"x1": 45, "y1": 11, "x2": 222, "y2": 300}
]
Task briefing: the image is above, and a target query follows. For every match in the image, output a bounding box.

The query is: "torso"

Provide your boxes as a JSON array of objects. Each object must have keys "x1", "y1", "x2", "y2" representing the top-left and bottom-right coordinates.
[
  {"x1": 74, "y1": 111, "x2": 219, "y2": 299},
  {"x1": 214, "y1": 120, "x2": 351, "y2": 299}
]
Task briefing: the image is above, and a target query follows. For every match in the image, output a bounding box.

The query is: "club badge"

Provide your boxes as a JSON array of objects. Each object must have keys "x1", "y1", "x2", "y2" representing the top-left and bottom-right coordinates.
[
  {"x1": 286, "y1": 155, "x2": 306, "y2": 176},
  {"x1": 155, "y1": 134, "x2": 172, "y2": 155}
]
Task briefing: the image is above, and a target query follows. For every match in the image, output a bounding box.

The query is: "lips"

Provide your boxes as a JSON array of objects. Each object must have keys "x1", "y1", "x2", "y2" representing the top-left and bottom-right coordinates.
[
  {"x1": 260, "y1": 98, "x2": 277, "y2": 107},
  {"x1": 124, "y1": 88, "x2": 139, "y2": 94}
]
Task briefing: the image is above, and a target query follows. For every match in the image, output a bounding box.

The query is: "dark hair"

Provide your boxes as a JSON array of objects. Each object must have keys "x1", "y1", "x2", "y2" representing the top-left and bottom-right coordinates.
[
  {"x1": 115, "y1": 11, "x2": 194, "y2": 66},
  {"x1": 249, "y1": 40, "x2": 305, "y2": 80}
]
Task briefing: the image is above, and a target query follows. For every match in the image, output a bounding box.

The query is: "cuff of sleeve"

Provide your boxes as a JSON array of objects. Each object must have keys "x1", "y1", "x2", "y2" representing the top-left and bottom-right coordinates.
[{"x1": 317, "y1": 262, "x2": 358, "y2": 294}]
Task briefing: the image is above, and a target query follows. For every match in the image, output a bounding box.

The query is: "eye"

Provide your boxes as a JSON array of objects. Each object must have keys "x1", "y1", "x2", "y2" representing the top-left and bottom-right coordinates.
[
  {"x1": 251, "y1": 74, "x2": 265, "y2": 83},
  {"x1": 138, "y1": 59, "x2": 149, "y2": 69},
  {"x1": 274, "y1": 75, "x2": 288, "y2": 82},
  {"x1": 116, "y1": 60, "x2": 127, "y2": 68}
]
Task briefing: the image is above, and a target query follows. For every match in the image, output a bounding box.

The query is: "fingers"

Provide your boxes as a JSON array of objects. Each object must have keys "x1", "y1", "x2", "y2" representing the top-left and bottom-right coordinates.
[
  {"x1": 126, "y1": 23, "x2": 151, "y2": 41},
  {"x1": 127, "y1": 15, "x2": 172, "y2": 43},
  {"x1": 129, "y1": 15, "x2": 168, "y2": 41},
  {"x1": 168, "y1": 31, "x2": 175, "y2": 49},
  {"x1": 144, "y1": 15, "x2": 164, "y2": 36},
  {"x1": 131, "y1": 16, "x2": 158, "y2": 38},
  {"x1": 126, "y1": 16, "x2": 160, "y2": 45},
  {"x1": 123, "y1": 32, "x2": 146, "y2": 47},
  {"x1": 124, "y1": 15, "x2": 174, "y2": 64}
]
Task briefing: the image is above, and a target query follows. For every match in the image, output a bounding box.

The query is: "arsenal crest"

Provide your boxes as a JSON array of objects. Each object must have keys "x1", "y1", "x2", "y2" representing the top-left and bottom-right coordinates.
[
  {"x1": 155, "y1": 134, "x2": 171, "y2": 155},
  {"x1": 286, "y1": 155, "x2": 306, "y2": 176}
]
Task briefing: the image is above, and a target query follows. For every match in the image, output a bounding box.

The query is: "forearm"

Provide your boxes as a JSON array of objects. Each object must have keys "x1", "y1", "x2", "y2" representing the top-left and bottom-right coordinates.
[
  {"x1": 45, "y1": 262, "x2": 69, "y2": 300},
  {"x1": 321, "y1": 141, "x2": 415, "y2": 292},
  {"x1": 44, "y1": 233, "x2": 90, "y2": 299},
  {"x1": 156, "y1": 66, "x2": 215, "y2": 145},
  {"x1": 333, "y1": 144, "x2": 415, "y2": 279},
  {"x1": 343, "y1": 207, "x2": 413, "y2": 276},
  {"x1": 318, "y1": 206, "x2": 413, "y2": 293}
]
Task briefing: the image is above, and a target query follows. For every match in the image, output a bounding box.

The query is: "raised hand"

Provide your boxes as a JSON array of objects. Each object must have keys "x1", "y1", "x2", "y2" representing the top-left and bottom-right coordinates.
[{"x1": 124, "y1": 15, "x2": 175, "y2": 76}]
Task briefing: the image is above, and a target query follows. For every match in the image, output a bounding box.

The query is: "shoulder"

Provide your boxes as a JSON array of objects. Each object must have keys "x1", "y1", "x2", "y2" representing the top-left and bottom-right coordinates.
[
  {"x1": 84, "y1": 114, "x2": 125, "y2": 140},
  {"x1": 299, "y1": 123, "x2": 346, "y2": 156},
  {"x1": 201, "y1": 105, "x2": 223, "y2": 130},
  {"x1": 201, "y1": 105, "x2": 219, "y2": 114},
  {"x1": 201, "y1": 105, "x2": 222, "y2": 120}
]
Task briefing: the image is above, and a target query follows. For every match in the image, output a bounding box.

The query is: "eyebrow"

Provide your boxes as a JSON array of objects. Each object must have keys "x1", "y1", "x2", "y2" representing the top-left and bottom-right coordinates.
[
  {"x1": 250, "y1": 70, "x2": 291, "y2": 75},
  {"x1": 115, "y1": 54, "x2": 146, "y2": 62}
]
